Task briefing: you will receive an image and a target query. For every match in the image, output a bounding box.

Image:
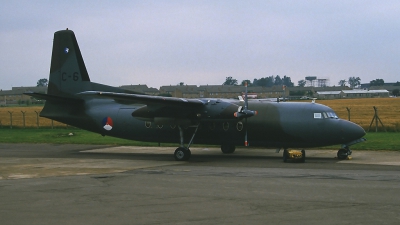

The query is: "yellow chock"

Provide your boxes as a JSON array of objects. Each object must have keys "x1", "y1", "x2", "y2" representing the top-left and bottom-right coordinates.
[{"x1": 346, "y1": 156, "x2": 352, "y2": 160}]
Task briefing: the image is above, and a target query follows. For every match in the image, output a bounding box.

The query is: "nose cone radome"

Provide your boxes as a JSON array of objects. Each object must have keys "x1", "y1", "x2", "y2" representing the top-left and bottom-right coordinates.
[{"x1": 340, "y1": 120, "x2": 366, "y2": 142}]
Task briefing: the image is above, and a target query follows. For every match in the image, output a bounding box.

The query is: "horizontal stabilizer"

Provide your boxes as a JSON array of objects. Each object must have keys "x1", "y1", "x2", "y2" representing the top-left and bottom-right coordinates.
[{"x1": 24, "y1": 92, "x2": 83, "y2": 103}]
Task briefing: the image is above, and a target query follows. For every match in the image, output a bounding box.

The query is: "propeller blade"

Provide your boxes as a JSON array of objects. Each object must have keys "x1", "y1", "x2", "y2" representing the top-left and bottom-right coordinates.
[
  {"x1": 244, "y1": 82, "x2": 248, "y2": 110},
  {"x1": 244, "y1": 82, "x2": 249, "y2": 146},
  {"x1": 244, "y1": 118, "x2": 248, "y2": 146}
]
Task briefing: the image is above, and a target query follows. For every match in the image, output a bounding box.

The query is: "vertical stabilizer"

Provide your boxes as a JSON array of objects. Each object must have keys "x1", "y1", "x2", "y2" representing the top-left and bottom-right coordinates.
[{"x1": 47, "y1": 29, "x2": 91, "y2": 96}]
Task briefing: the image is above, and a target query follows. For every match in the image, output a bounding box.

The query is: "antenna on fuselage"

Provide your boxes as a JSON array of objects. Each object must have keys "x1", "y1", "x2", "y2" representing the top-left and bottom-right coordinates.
[{"x1": 311, "y1": 98, "x2": 317, "y2": 103}]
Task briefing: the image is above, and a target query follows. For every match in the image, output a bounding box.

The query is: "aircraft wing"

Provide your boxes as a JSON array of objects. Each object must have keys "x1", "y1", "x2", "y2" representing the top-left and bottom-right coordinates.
[{"x1": 78, "y1": 91, "x2": 240, "y2": 122}]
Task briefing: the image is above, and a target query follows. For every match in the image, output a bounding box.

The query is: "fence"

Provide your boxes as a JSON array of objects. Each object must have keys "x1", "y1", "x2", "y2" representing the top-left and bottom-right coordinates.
[
  {"x1": 1, "y1": 105, "x2": 399, "y2": 131},
  {"x1": 0, "y1": 107, "x2": 67, "y2": 129}
]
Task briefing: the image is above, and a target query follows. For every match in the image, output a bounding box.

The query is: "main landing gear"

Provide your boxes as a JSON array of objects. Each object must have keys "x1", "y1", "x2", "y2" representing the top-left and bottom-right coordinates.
[
  {"x1": 221, "y1": 144, "x2": 235, "y2": 154},
  {"x1": 173, "y1": 125, "x2": 199, "y2": 161}
]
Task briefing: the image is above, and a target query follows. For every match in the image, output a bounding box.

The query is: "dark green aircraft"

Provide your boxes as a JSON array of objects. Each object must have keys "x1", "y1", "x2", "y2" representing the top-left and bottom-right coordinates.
[{"x1": 25, "y1": 29, "x2": 366, "y2": 161}]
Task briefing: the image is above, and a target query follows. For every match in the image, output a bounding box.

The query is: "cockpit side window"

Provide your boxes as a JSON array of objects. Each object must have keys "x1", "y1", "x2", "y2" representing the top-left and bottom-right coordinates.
[
  {"x1": 315, "y1": 112, "x2": 339, "y2": 119},
  {"x1": 326, "y1": 112, "x2": 338, "y2": 119},
  {"x1": 314, "y1": 113, "x2": 322, "y2": 119}
]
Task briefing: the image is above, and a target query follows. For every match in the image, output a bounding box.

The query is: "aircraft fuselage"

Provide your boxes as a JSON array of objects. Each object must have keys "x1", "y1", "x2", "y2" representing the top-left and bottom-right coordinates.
[{"x1": 41, "y1": 97, "x2": 364, "y2": 149}]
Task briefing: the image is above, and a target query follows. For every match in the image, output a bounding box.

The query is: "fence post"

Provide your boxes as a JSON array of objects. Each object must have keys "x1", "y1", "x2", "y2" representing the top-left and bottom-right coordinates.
[
  {"x1": 8, "y1": 111, "x2": 13, "y2": 129},
  {"x1": 346, "y1": 107, "x2": 351, "y2": 121},
  {"x1": 21, "y1": 111, "x2": 26, "y2": 128},
  {"x1": 368, "y1": 106, "x2": 387, "y2": 132},
  {"x1": 34, "y1": 111, "x2": 40, "y2": 129}
]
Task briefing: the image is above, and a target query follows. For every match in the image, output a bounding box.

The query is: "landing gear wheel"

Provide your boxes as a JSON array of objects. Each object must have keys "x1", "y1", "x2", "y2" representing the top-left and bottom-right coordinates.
[
  {"x1": 221, "y1": 144, "x2": 235, "y2": 154},
  {"x1": 300, "y1": 150, "x2": 306, "y2": 163},
  {"x1": 283, "y1": 149, "x2": 289, "y2": 163},
  {"x1": 174, "y1": 147, "x2": 191, "y2": 161},
  {"x1": 337, "y1": 148, "x2": 348, "y2": 160}
]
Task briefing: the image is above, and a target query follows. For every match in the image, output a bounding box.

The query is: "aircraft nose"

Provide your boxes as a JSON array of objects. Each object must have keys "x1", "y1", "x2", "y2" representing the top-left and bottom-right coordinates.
[{"x1": 339, "y1": 120, "x2": 366, "y2": 142}]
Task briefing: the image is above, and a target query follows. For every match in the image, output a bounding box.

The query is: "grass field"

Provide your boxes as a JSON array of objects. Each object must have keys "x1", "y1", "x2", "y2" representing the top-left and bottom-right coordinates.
[
  {"x1": 314, "y1": 98, "x2": 400, "y2": 132},
  {"x1": 0, "y1": 106, "x2": 65, "y2": 128},
  {"x1": 1, "y1": 98, "x2": 399, "y2": 131}
]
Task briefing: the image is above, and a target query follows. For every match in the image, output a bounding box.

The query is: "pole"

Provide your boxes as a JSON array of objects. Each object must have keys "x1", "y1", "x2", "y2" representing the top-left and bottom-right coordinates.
[
  {"x1": 346, "y1": 107, "x2": 351, "y2": 121},
  {"x1": 35, "y1": 111, "x2": 40, "y2": 128},
  {"x1": 21, "y1": 111, "x2": 26, "y2": 128},
  {"x1": 8, "y1": 111, "x2": 12, "y2": 129}
]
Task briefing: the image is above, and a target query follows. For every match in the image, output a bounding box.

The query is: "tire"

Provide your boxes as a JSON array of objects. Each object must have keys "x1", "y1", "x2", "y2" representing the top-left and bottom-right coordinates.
[
  {"x1": 300, "y1": 150, "x2": 306, "y2": 163},
  {"x1": 174, "y1": 147, "x2": 190, "y2": 161},
  {"x1": 283, "y1": 149, "x2": 288, "y2": 163},
  {"x1": 337, "y1": 148, "x2": 348, "y2": 160},
  {"x1": 221, "y1": 144, "x2": 235, "y2": 154}
]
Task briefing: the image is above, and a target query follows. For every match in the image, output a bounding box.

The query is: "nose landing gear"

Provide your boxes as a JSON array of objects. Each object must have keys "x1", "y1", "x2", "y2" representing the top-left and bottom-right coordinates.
[
  {"x1": 338, "y1": 137, "x2": 366, "y2": 160},
  {"x1": 337, "y1": 147, "x2": 352, "y2": 160}
]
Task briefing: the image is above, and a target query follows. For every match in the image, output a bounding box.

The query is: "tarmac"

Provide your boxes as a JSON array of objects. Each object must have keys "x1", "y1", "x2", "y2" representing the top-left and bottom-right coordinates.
[{"x1": 1, "y1": 144, "x2": 399, "y2": 224}]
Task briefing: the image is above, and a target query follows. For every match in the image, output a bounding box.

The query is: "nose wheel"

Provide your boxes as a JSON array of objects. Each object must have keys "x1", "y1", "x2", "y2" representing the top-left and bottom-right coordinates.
[{"x1": 337, "y1": 147, "x2": 352, "y2": 160}]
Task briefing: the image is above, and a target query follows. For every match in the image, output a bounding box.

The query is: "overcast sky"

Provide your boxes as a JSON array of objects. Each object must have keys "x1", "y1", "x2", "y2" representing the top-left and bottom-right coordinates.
[{"x1": 1, "y1": 0, "x2": 399, "y2": 90}]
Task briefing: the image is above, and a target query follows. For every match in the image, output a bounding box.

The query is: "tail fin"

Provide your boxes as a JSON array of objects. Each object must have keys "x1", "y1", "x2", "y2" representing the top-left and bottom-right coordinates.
[{"x1": 47, "y1": 29, "x2": 91, "y2": 96}]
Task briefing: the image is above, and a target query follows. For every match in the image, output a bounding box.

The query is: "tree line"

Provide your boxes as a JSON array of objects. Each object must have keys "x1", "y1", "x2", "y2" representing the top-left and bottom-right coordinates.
[
  {"x1": 222, "y1": 76, "x2": 399, "y2": 89},
  {"x1": 223, "y1": 75, "x2": 296, "y2": 87}
]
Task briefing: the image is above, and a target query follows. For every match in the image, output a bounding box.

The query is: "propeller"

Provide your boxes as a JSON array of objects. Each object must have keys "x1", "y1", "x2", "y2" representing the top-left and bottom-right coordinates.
[{"x1": 234, "y1": 82, "x2": 257, "y2": 146}]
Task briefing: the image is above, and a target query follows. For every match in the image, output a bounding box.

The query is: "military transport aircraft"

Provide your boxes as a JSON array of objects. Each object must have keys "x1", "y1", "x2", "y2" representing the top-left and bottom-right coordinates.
[{"x1": 25, "y1": 29, "x2": 366, "y2": 161}]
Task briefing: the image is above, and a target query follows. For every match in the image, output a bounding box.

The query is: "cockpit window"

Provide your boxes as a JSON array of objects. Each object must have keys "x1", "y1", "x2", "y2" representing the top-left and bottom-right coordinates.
[
  {"x1": 315, "y1": 112, "x2": 338, "y2": 119},
  {"x1": 326, "y1": 112, "x2": 338, "y2": 119}
]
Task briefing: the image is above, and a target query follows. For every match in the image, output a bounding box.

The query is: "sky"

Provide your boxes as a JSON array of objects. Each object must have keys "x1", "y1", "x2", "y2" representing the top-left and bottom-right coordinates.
[{"x1": 1, "y1": 0, "x2": 400, "y2": 90}]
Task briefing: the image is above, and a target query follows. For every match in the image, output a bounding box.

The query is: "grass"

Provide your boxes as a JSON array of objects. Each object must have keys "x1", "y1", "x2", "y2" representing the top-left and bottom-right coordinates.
[
  {"x1": 0, "y1": 128, "x2": 159, "y2": 146},
  {"x1": 0, "y1": 128, "x2": 399, "y2": 150},
  {"x1": 318, "y1": 132, "x2": 400, "y2": 151}
]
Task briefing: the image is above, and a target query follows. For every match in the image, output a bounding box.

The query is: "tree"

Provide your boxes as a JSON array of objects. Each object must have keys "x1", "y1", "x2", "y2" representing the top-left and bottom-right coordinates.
[
  {"x1": 37, "y1": 78, "x2": 48, "y2": 87},
  {"x1": 282, "y1": 76, "x2": 294, "y2": 87},
  {"x1": 179, "y1": 82, "x2": 184, "y2": 86},
  {"x1": 223, "y1": 76, "x2": 238, "y2": 85},
  {"x1": 348, "y1": 77, "x2": 361, "y2": 88},
  {"x1": 298, "y1": 80, "x2": 306, "y2": 87},
  {"x1": 274, "y1": 75, "x2": 283, "y2": 86},
  {"x1": 370, "y1": 79, "x2": 384, "y2": 86},
  {"x1": 253, "y1": 76, "x2": 274, "y2": 87},
  {"x1": 338, "y1": 80, "x2": 347, "y2": 86},
  {"x1": 394, "y1": 81, "x2": 400, "y2": 86},
  {"x1": 241, "y1": 80, "x2": 252, "y2": 86}
]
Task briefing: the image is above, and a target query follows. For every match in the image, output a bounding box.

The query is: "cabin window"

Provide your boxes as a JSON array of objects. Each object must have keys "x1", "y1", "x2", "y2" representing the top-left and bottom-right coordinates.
[
  {"x1": 223, "y1": 122, "x2": 229, "y2": 131},
  {"x1": 145, "y1": 121, "x2": 152, "y2": 128},
  {"x1": 236, "y1": 122, "x2": 243, "y2": 131},
  {"x1": 314, "y1": 113, "x2": 322, "y2": 119}
]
